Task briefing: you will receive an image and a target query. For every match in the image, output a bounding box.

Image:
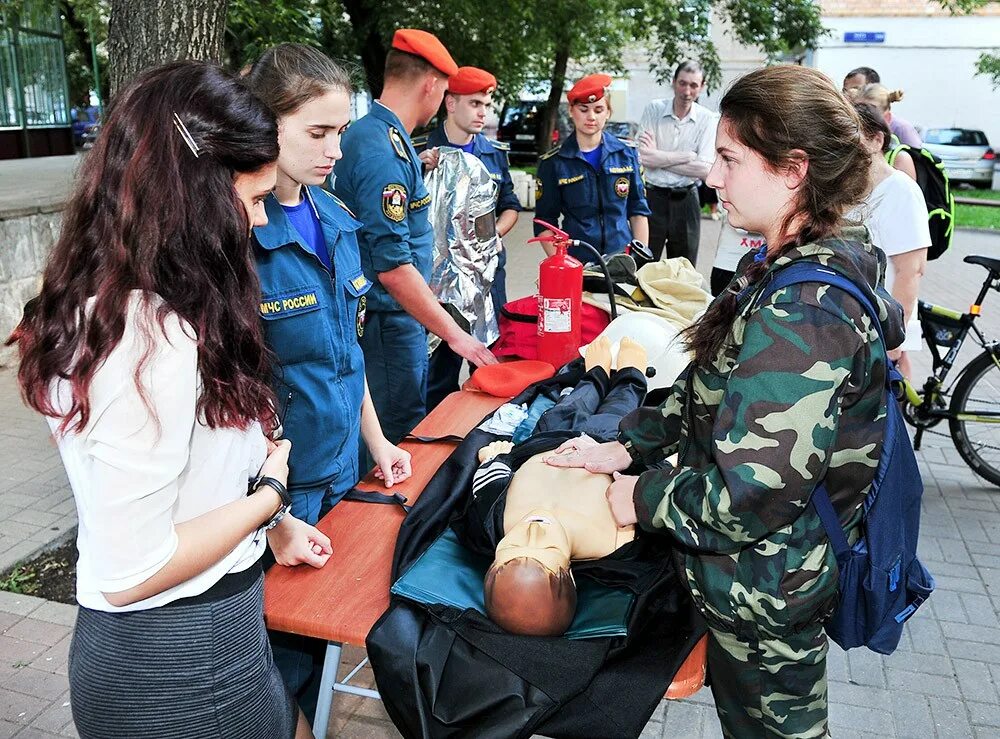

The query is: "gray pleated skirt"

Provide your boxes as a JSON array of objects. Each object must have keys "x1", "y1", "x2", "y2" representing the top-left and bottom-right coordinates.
[{"x1": 68, "y1": 565, "x2": 297, "y2": 739}]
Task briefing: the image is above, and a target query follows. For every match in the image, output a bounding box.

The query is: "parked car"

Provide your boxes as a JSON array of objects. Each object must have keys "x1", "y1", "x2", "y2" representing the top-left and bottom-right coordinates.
[
  {"x1": 922, "y1": 128, "x2": 996, "y2": 189},
  {"x1": 604, "y1": 120, "x2": 640, "y2": 143},
  {"x1": 71, "y1": 106, "x2": 101, "y2": 150},
  {"x1": 496, "y1": 100, "x2": 571, "y2": 162}
]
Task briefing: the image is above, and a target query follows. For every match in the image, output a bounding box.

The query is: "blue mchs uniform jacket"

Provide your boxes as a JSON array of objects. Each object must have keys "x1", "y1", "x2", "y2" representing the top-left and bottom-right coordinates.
[
  {"x1": 534, "y1": 131, "x2": 651, "y2": 261},
  {"x1": 253, "y1": 186, "x2": 371, "y2": 490},
  {"x1": 333, "y1": 102, "x2": 434, "y2": 314},
  {"x1": 413, "y1": 125, "x2": 523, "y2": 216}
]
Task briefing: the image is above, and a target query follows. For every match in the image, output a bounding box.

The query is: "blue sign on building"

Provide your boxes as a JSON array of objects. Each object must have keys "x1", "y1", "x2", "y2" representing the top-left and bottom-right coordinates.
[{"x1": 844, "y1": 31, "x2": 886, "y2": 43}]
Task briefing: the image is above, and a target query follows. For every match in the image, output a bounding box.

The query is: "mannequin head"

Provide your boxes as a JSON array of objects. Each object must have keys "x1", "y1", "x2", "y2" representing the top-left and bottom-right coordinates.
[{"x1": 484, "y1": 512, "x2": 577, "y2": 636}]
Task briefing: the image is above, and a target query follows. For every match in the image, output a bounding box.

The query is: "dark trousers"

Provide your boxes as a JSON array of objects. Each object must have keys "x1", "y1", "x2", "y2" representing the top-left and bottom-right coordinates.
[
  {"x1": 534, "y1": 366, "x2": 646, "y2": 441},
  {"x1": 359, "y1": 311, "x2": 428, "y2": 471},
  {"x1": 426, "y1": 254, "x2": 507, "y2": 412},
  {"x1": 647, "y1": 185, "x2": 701, "y2": 264}
]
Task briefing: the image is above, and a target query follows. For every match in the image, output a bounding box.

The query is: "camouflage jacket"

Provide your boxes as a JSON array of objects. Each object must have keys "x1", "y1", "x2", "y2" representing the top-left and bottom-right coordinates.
[{"x1": 619, "y1": 230, "x2": 905, "y2": 638}]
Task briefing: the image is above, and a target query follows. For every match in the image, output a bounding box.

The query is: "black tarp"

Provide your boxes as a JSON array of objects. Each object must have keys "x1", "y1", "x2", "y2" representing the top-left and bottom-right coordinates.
[{"x1": 366, "y1": 363, "x2": 706, "y2": 738}]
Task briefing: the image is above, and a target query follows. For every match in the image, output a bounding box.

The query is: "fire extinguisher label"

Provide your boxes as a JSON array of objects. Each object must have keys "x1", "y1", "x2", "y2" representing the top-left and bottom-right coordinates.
[{"x1": 539, "y1": 297, "x2": 572, "y2": 333}]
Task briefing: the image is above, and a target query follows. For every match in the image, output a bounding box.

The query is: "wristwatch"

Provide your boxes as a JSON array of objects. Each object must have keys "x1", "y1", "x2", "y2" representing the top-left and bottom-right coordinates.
[{"x1": 249, "y1": 475, "x2": 293, "y2": 529}]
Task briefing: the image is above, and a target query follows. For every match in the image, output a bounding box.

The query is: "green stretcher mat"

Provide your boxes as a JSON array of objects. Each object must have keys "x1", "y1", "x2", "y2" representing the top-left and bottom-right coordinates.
[{"x1": 391, "y1": 528, "x2": 634, "y2": 640}]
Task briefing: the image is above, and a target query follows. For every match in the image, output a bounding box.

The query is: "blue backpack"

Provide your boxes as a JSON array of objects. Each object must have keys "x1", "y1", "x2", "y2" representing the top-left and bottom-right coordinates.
[{"x1": 759, "y1": 262, "x2": 935, "y2": 654}]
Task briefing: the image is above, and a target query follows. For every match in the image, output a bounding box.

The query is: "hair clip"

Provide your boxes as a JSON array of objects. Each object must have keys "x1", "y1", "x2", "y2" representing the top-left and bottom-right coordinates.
[{"x1": 172, "y1": 113, "x2": 201, "y2": 158}]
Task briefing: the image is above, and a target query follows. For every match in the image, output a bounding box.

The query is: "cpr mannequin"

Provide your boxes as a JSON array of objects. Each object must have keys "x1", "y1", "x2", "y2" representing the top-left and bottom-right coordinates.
[{"x1": 478, "y1": 337, "x2": 646, "y2": 636}]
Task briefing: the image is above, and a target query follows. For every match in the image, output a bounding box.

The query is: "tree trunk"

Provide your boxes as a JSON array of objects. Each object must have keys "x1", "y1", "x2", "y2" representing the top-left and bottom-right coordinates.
[
  {"x1": 107, "y1": 0, "x2": 229, "y2": 99},
  {"x1": 539, "y1": 42, "x2": 570, "y2": 153},
  {"x1": 339, "y1": 0, "x2": 388, "y2": 96}
]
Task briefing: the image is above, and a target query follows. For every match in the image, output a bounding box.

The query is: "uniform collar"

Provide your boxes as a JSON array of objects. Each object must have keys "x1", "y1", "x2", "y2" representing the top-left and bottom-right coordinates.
[
  {"x1": 372, "y1": 100, "x2": 406, "y2": 131},
  {"x1": 428, "y1": 123, "x2": 492, "y2": 154},
  {"x1": 254, "y1": 186, "x2": 357, "y2": 252}
]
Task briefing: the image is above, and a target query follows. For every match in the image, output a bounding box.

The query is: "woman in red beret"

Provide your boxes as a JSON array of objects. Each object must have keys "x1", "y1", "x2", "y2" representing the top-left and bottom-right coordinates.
[{"x1": 534, "y1": 74, "x2": 651, "y2": 263}]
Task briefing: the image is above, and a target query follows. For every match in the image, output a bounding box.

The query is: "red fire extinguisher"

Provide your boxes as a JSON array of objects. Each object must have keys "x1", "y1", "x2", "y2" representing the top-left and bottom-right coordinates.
[{"x1": 528, "y1": 219, "x2": 583, "y2": 368}]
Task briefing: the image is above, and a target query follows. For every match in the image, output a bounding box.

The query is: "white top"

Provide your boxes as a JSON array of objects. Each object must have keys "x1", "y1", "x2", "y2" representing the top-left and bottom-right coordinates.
[
  {"x1": 847, "y1": 170, "x2": 931, "y2": 352},
  {"x1": 49, "y1": 293, "x2": 267, "y2": 612},
  {"x1": 638, "y1": 98, "x2": 718, "y2": 188},
  {"x1": 713, "y1": 206, "x2": 766, "y2": 272}
]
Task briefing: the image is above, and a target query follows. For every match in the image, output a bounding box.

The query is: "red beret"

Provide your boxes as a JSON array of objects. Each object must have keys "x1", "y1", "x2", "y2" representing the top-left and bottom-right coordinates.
[
  {"x1": 448, "y1": 66, "x2": 497, "y2": 95},
  {"x1": 467, "y1": 361, "x2": 555, "y2": 397},
  {"x1": 567, "y1": 74, "x2": 613, "y2": 105},
  {"x1": 391, "y1": 29, "x2": 458, "y2": 77}
]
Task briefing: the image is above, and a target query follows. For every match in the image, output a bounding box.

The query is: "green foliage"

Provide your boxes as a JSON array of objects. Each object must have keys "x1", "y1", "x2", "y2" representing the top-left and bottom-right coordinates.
[
  {"x1": 0, "y1": 565, "x2": 38, "y2": 595},
  {"x1": 225, "y1": 0, "x2": 322, "y2": 69},
  {"x1": 975, "y1": 52, "x2": 1000, "y2": 90}
]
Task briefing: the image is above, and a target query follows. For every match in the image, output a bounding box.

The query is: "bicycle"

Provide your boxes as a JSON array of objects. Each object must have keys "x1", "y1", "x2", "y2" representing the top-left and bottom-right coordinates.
[{"x1": 900, "y1": 255, "x2": 1000, "y2": 486}]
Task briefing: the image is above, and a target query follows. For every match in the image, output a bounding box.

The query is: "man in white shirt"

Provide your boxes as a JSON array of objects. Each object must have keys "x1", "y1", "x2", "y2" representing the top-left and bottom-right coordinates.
[{"x1": 638, "y1": 61, "x2": 718, "y2": 264}]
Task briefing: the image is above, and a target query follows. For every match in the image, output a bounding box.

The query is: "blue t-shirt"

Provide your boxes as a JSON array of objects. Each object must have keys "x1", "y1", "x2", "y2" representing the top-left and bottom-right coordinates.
[
  {"x1": 580, "y1": 144, "x2": 603, "y2": 172},
  {"x1": 457, "y1": 140, "x2": 476, "y2": 154},
  {"x1": 282, "y1": 197, "x2": 331, "y2": 271}
]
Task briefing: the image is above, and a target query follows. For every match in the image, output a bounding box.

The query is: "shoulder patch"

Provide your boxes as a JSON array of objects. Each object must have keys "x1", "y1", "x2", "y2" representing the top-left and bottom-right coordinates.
[
  {"x1": 411, "y1": 133, "x2": 429, "y2": 148},
  {"x1": 381, "y1": 183, "x2": 408, "y2": 222},
  {"x1": 539, "y1": 145, "x2": 561, "y2": 161},
  {"x1": 388, "y1": 126, "x2": 409, "y2": 161},
  {"x1": 488, "y1": 138, "x2": 510, "y2": 151}
]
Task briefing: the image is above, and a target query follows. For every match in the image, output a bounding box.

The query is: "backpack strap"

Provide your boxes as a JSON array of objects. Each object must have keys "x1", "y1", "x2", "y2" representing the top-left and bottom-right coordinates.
[{"x1": 756, "y1": 262, "x2": 891, "y2": 557}]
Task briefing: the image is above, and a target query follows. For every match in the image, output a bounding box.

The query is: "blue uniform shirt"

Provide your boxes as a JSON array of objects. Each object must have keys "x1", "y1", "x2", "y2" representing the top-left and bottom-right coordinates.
[
  {"x1": 414, "y1": 124, "x2": 523, "y2": 216},
  {"x1": 334, "y1": 102, "x2": 434, "y2": 313},
  {"x1": 253, "y1": 186, "x2": 371, "y2": 491},
  {"x1": 534, "y1": 131, "x2": 651, "y2": 261}
]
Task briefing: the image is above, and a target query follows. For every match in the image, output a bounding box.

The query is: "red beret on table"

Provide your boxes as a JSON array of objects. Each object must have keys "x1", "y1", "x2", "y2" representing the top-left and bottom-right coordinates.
[
  {"x1": 567, "y1": 74, "x2": 613, "y2": 105},
  {"x1": 448, "y1": 66, "x2": 497, "y2": 95},
  {"x1": 391, "y1": 29, "x2": 459, "y2": 77}
]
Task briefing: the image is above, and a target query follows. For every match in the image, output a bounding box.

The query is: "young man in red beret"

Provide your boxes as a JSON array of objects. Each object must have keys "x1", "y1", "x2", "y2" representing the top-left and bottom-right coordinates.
[
  {"x1": 335, "y1": 31, "x2": 497, "y2": 464},
  {"x1": 414, "y1": 65, "x2": 522, "y2": 410}
]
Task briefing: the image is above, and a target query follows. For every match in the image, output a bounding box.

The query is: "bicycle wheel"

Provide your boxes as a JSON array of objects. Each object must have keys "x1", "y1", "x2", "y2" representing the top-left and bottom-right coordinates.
[{"x1": 949, "y1": 348, "x2": 1000, "y2": 487}]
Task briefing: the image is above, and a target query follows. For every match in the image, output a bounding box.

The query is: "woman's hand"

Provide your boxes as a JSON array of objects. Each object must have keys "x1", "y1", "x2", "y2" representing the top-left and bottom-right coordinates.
[
  {"x1": 606, "y1": 472, "x2": 639, "y2": 527},
  {"x1": 370, "y1": 439, "x2": 412, "y2": 488},
  {"x1": 266, "y1": 515, "x2": 333, "y2": 568},
  {"x1": 544, "y1": 435, "x2": 632, "y2": 474},
  {"x1": 260, "y1": 438, "x2": 291, "y2": 487}
]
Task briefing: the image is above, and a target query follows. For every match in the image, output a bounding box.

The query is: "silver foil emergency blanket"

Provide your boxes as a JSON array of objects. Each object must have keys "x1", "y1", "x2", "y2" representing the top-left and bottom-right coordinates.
[{"x1": 425, "y1": 147, "x2": 502, "y2": 352}]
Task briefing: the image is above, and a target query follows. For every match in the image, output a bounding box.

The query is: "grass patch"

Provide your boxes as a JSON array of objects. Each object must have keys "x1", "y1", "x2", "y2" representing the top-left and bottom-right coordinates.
[
  {"x1": 955, "y1": 188, "x2": 1000, "y2": 231},
  {"x1": 512, "y1": 165, "x2": 537, "y2": 178},
  {"x1": 0, "y1": 540, "x2": 77, "y2": 604}
]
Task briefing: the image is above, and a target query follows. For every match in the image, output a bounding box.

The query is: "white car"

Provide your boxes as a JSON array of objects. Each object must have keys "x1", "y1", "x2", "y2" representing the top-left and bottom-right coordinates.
[{"x1": 922, "y1": 128, "x2": 996, "y2": 189}]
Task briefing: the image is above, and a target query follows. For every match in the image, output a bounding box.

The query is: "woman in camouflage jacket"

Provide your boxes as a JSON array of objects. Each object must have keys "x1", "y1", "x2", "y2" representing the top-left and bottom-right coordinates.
[{"x1": 547, "y1": 66, "x2": 905, "y2": 738}]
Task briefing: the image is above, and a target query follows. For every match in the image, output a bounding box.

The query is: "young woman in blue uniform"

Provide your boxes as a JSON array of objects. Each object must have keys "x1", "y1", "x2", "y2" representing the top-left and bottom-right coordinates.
[
  {"x1": 245, "y1": 43, "x2": 412, "y2": 719},
  {"x1": 534, "y1": 74, "x2": 651, "y2": 263},
  {"x1": 247, "y1": 44, "x2": 411, "y2": 526}
]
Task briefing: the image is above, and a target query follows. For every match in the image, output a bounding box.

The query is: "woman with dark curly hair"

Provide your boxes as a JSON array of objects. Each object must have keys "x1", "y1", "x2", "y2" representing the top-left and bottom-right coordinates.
[
  {"x1": 8, "y1": 61, "x2": 330, "y2": 738},
  {"x1": 548, "y1": 65, "x2": 905, "y2": 737}
]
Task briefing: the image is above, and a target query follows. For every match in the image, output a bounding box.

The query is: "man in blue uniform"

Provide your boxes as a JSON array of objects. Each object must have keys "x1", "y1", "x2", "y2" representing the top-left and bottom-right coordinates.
[
  {"x1": 334, "y1": 30, "x2": 497, "y2": 451},
  {"x1": 414, "y1": 65, "x2": 522, "y2": 409}
]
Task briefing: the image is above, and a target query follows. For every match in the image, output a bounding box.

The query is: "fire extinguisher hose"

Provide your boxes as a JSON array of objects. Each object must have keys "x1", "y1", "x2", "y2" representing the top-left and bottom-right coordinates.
[{"x1": 570, "y1": 239, "x2": 619, "y2": 320}]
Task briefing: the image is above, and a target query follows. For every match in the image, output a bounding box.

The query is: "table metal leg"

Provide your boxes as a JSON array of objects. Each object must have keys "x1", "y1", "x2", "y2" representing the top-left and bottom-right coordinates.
[{"x1": 312, "y1": 641, "x2": 341, "y2": 739}]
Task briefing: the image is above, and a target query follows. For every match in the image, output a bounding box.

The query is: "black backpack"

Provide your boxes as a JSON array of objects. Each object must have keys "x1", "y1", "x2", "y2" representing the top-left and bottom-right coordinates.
[{"x1": 886, "y1": 143, "x2": 955, "y2": 260}]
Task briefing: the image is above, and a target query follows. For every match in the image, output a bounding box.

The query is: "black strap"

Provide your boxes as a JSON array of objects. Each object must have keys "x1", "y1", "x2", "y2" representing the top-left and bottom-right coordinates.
[
  {"x1": 342, "y1": 488, "x2": 411, "y2": 513},
  {"x1": 404, "y1": 433, "x2": 466, "y2": 444}
]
